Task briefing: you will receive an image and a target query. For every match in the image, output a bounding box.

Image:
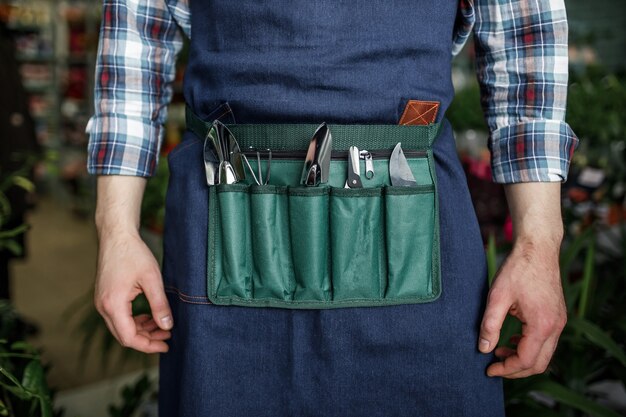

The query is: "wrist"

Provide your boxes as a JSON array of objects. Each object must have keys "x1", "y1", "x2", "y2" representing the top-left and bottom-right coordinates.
[
  {"x1": 513, "y1": 222, "x2": 564, "y2": 249},
  {"x1": 513, "y1": 232, "x2": 562, "y2": 255},
  {"x1": 95, "y1": 204, "x2": 140, "y2": 234},
  {"x1": 95, "y1": 217, "x2": 141, "y2": 241},
  {"x1": 94, "y1": 175, "x2": 146, "y2": 239},
  {"x1": 504, "y1": 182, "x2": 563, "y2": 252}
]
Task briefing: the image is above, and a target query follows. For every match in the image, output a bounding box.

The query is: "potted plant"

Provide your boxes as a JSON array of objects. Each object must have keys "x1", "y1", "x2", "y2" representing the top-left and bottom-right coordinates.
[{"x1": 0, "y1": 169, "x2": 53, "y2": 417}]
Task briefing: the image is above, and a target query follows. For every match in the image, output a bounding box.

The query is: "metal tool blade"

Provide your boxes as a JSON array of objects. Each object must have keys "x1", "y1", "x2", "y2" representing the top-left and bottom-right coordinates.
[
  {"x1": 301, "y1": 123, "x2": 332, "y2": 186},
  {"x1": 204, "y1": 123, "x2": 221, "y2": 185},
  {"x1": 389, "y1": 142, "x2": 417, "y2": 187},
  {"x1": 208, "y1": 120, "x2": 246, "y2": 184},
  {"x1": 219, "y1": 161, "x2": 238, "y2": 184},
  {"x1": 345, "y1": 146, "x2": 363, "y2": 188},
  {"x1": 224, "y1": 127, "x2": 246, "y2": 182}
]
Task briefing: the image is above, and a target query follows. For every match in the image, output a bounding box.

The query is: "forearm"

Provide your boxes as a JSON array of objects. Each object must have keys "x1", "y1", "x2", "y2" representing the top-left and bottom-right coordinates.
[
  {"x1": 95, "y1": 175, "x2": 147, "y2": 238},
  {"x1": 504, "y1": 182, "x2": 564, "y2": 251}
]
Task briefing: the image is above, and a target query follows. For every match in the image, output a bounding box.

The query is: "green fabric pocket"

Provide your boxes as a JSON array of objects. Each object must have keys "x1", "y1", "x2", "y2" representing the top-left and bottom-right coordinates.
[
  {"x1": 384, "y1": 185, "x2": 439, "y2": 300},
  {"x1": 329, "y1": 188, "x2": 385, "y2": 301},
  {"x1": 249, "y1": 185, "x2": 295, "y2": 300},
  {"x1": 214, "y1": 183, "x2": 253, "y2": 299},
  {"x1": 288, "y1": 187, "x2": 332, "y2": 301}
]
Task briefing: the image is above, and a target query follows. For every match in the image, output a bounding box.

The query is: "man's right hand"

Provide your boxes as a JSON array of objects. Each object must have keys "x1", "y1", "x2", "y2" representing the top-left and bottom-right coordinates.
[{"x1": 93, "y1": 176, "x2": 173, "y2": 354}]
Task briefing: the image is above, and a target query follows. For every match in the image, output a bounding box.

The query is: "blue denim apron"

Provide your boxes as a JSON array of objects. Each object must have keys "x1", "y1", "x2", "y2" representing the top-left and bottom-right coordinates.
[{"x1": 160, "y1": 0, "x2": 505, "y2": 415}]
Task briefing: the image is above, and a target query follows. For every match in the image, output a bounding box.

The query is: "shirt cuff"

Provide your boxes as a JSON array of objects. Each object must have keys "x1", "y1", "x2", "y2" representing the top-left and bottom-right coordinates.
[
  {"x1": 489, "y1": 120, "x2": 579, "y2": 184},
  {"x1": 86, "y1": 113, "x2": 163, "y2": 177}
]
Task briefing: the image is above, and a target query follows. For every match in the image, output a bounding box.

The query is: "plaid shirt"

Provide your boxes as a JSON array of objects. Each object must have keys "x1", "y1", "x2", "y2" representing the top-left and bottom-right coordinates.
[{"x1": 87, "y1": 0, "x2": 578, "y2": 183}]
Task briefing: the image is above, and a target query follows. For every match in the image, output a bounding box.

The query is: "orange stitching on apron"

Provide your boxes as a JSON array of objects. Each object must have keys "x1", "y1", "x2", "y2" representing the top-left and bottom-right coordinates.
[
  {"x1": 167, "y1": 138, "x2": 201, "y2": 162},
  {"x1": 399, "y1": 100, "x2": 440, "y2": 126},
  {"x1": 165, "y1": 286, "x2": 213, "y2": 305}
]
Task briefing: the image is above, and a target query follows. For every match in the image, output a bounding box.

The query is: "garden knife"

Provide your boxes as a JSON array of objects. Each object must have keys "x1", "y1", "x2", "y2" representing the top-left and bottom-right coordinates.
[
  {"x1": 301, "y1": 123, "x2": 332, "y2": 186},
  {"x1": 389, "y1": 142, "x2": 417, "y2": 187}
]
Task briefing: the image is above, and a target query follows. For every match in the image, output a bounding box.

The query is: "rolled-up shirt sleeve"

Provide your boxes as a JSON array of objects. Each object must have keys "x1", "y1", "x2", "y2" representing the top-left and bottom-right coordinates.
[
  {"x1": 87, "y1": 0, "x2": 184, "y2": 177},
  {"x1": 472, "y1": 0, "x2": 579, "y2": 183}
]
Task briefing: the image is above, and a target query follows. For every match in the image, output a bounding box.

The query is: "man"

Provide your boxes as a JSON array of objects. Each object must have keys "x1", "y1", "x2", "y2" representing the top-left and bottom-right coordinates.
[{"x1": 88, "y1": 0, "x2": 577, "y2": 415}]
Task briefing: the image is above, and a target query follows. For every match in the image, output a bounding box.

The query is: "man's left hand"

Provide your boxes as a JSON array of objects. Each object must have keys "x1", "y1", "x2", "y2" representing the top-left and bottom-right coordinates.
[{"x1": 478, "y1": 182, "x2": 567, "y2": 379}]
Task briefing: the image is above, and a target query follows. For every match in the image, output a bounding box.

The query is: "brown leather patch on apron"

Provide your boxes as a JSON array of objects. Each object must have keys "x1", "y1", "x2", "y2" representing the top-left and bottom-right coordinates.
[{"x1": 399, "y1": 100, "x2": 440, "y2": 125}]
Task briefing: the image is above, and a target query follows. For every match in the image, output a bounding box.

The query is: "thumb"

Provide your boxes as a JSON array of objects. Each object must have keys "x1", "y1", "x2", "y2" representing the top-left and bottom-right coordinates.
[
  {"x1": 479, "y1": 289, "x2": 511, "y2": 353},
  {"x1": 142, "y1": 272, "x2": 174, "y2": 331}
]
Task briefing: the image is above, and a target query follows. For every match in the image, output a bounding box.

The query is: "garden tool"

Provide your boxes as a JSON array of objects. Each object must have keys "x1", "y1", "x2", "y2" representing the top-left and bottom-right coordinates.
[
  {"x1": 345, "y1": 146, "x2": 363, "y2": 188},
  {"x1": 301, "y1": 122, "x2": 332, "y2": 186},
  {"x1": 205, "y1": 119, "x2": 246, "y2": 184},
  {"x1": 389, "y1": 142, "x2": 417, "y2": 186}
]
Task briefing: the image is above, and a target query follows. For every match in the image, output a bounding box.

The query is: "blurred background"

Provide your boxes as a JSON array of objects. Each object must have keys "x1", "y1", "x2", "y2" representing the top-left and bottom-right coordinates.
[{"x1": 0, "y1": 0, "x2": 624, "y2": 416}]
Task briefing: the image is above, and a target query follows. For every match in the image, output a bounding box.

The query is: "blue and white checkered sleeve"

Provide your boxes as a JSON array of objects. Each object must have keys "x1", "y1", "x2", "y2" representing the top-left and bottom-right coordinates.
[
  {"x1": 87, "y1": 0, "x2": 185, "y2": 177},
  {"x1": 472, "y1": 0, "x2": 579, "y2": 183}
]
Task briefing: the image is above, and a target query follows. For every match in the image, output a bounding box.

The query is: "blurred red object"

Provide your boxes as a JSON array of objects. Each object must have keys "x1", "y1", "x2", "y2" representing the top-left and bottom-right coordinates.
[
  {"x1": 503, "y1": 215, "x2": 513, "y2": 242},
  {"x1": 567, "y1": 187, "x2": 590, "y2": 203}
]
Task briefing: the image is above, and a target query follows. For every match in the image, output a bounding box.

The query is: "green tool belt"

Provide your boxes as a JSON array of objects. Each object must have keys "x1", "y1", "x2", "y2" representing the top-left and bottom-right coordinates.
[{"x1": 187, "y1": 108, "x2": 443, "y2": 309}]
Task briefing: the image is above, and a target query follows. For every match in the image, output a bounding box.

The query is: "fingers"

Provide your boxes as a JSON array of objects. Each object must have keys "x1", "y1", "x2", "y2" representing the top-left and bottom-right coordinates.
[
  {"x1": 486, "y1": 330, "x2": 542, "y2": 377},
  {"x1": 494, "y1": 346, "x2": 515, "y2": 359},
  {"x1": 487, "y1": 326, "x2": 561, "y2": 378},
  {"x1": 142, "y1": 274, "x2": 174, "y2": 331},
  {"x1": 492, "y1": 334, "x2": 521, "y2": 359},
  {"x1": 108, "y1": 301, "x2": 170, "y2": 354},
  {"x1": 478, "y1": 288, "x2": 511, "y2": 353},
  {"x1": 135, "y1": 314, "x2": 158, "y2": 331},
  {"x1": 97, "y1": 295, "x2": 170, "y2": 354},
  {"x1": 502, "y1": 337, "x2": 558, "y2": 379},
  {"x1": 135, "y1": 315, "x2": 172, "y2": 341}
]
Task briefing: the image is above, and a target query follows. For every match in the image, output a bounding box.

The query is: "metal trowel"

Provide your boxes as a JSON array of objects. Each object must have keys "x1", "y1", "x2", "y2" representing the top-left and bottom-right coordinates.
[
  {"x1": 301, "y1": 122, "x2": 332, "y2": 186},
  {"x1": 204, "y1": 120, "x2": 246, "y2": 185}
]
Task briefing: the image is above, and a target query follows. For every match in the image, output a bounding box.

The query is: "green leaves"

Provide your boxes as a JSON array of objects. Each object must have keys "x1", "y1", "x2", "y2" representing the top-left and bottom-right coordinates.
[
  {"x1": 141, "y1": 158, "x2": 169, "y2": 232},
  {"x1": 23, "y1": 360, "x2": 53, "y2": 417},
  {"x1": 0, "y1": 307, "x2": 53, "y2": 417},
  {"x1": 0, "y1": 365, "x2": 27, "y2": 395},
  {"x1": 21, "y1": 361, "x2": 46, "y2": 396},
  {"x1": 568, "y1": 317, "x2": 626, "y2": 368},
  {"x1": 567, "y1": 70, "x2": 626, "y2": 152},
  {"x1": 10, "y1": 176, "x2": 34, "y2": 194},
  {"x1": 0, "y1": 239, "x2": 23, "y2": 256},
  {"x1": 108, "y1": 374, "x2": 154, "y2": 417},
  {"x1": 0, "y1": 224, "x2": 30, "y2": 256},
  {"x1": 531, "y1": 379, "x2": 623, "y2": 417},
  {"x1": 577, "y1": 236, "x2": 596, "y2": 321},
  {"x1": 486, "y1": 233, "x2": 498, "y2": 285},
  {"x1": 0, "y1": 168, "x2": 32, "y2": 255},
  {"x1": 507, "y1": 376, "x2": 624, "y2": 417}
]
